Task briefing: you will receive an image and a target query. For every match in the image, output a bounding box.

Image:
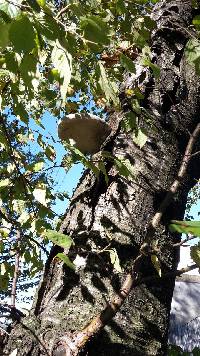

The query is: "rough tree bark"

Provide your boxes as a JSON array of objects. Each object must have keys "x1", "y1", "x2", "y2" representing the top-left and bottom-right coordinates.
[{"x1": 3, "y1": 1, "x2": 200, "y2": 355}]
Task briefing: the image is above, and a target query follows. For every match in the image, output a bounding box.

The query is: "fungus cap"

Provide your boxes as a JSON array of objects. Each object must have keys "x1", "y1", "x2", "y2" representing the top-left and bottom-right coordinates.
[{"x1": 58, "y1": 113, "x2": 111, "y2": 154}]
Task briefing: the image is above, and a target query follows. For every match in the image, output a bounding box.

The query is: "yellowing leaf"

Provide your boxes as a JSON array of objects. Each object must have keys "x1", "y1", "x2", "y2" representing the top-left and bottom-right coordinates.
[
  {"x1": 125, "y1": 88, "x2": 134, "y2": 97},
  {"x1": 151, "y1": 255, "x2": 161, "y2": 276},
  {"x1": 13, "y1": 199, "x2": 25, "y2": 213},
  {"x1": 32, "y1": 161, "x2": 44, "y2": 172},
  {"x1": 7, "y1": 163, "x2": 15, "y2": 173},
  {"x1": 0, "y1": 178, "x2": 10, "y2": 190},
  {"x1": 18, "y1": 211, "x2": 29, "y2": 225},
  {"x1": 36, "y1": 0, "x2": 46, "y2": 7},
  {"x1": 1, "y1": 263, "x2": 6, "y2": 275},
  {"x1": 107, "y1": 248, "x2": 122, "y2": 272},
  {"x1": 132, "y1": 128, "x2": 147, "y2": 148}
]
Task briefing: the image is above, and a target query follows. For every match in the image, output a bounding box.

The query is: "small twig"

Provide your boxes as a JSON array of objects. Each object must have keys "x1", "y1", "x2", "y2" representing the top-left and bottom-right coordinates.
[
  {"x1": 55, "y1": 4, "x2": 70, "y2": 19},
  {"x1": 5, "y1": 0, "x2": 30, "y2": 11},
  {"x1": 54, "y1": 261, "x2": 198, "y2": 355},
  {"x1": 11, "y1": 230, "x2": 21, "y2": 308},
  {"x1": 173, "y1": 234, "x2": 197, "y2": 247},
  {"x1": 137, "y1": 263, "x2": 198, "y2": 285},
  {"x1": 96, "y1": 243, "x2": 112, "y2": 254},
  {"x1": 28, "y1": 235, "x2": 49, "y2": 256},
  {"x1": 191, "y1": 150, "x2": 200, "y2": 158},
  {"x1": 150, "y1": 123, "x2": 200, "y2": 231},
  {"x1": 0, "y1": 208, "x2": 49, "y2": 255}
]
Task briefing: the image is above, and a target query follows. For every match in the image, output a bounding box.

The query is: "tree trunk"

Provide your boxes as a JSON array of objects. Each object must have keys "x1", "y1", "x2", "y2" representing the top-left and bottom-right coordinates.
[{"x1": 3, "y1": 1, "x2": 200, "y2": 355}]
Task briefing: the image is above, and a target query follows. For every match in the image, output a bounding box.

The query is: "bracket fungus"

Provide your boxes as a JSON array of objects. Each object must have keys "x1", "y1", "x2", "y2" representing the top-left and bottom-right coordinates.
[{"x1": 58, "y1": 113, "x2": 111, "y2": 154}]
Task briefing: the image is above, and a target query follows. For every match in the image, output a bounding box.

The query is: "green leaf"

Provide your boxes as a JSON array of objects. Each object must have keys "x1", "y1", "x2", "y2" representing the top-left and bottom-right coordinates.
[
  {"x1": 46, "y1": 230, "x2": 73, "y2": 249},
  {"x1": 131, "y1": 98, "x2": 141, "y2": 114},
  {"x1": 98, "y1": 161, "x2": 109, "y2": 184},
  {"x1": 0, "y1": 22, "x2": 10, "y2": 48},
  {"x1": 134, "y1": 88, "x2": 144, "y2": 99},
  {"x1": 193, "y1": 15, "x2": 200, "y2": 29},
  {"x1": 169, "y1": 220, "x2": 200, "y2": 237},
  {"x1": 51, "y1": 40, "x2": 72, "y2": 103},
  {"x1": 0, "y1": 178, "x2": 10, "y2": 190},
  {"x1": 0, "y1": 9, "x2": 11, "y2": 23},
  {"x1": 5, "y1": 52, "x2": 19, "y2": 74},
  {"x1": 116, "y1": 0, "x2": 127, "y2": 15},
  {"x1": 151, "y1": 255, "x2": 161, "y2": 276},
  {"x1": 9, "y1": 16, "x2": 36, "y2": 53},
  {"x1": 13, "y1": 101, "x2": 29, "y2": 124},
  {"x1": 107, "y1": 248, "x2": 122, "y2": 272},
  {"x1": 0, "y1": 275, "x2": 9, "y2": 290},
  {"x1": 132, "y1": 128, "x2": 147, "y2": 148},
  {"x1": 113, "y1": 156, "x2": 134, "y2": 179},
  {"x1": 120, "y1": 53, "x2": 135, "y2": 73},
  {"x1": 168, "y1": 344, "x2": 184, "y2": 356},
  {"x1": 84, "y1": 160, "x2": 100, "y2": 177},
  {"x1": 149, "y1": 62, "x2": 160, "y2": 78},
  {"x1": 80, "y1": 15, "x2": 110, "y2": 46},
  {"x1": 98, "y1": 62, "x2": 119, "y2": 107},
  {"x1": 20, "y1": 53, "x2": 37, "y2": 86},
  {"x1": 122, "y1": 112, "x2": 137, "y2": 132},
  {"x1": 185, "y1": 39, "x2": 200, "y2": 75},
  {"x1": 133, "y1": 30, "x2": 147, "y2": 49},
  {"x1": 56, "y1": 253, "x2": 75, "y2": 270},
  {"x1": 142, "y1": 56, "x2": 160, "y2": 78},
  {"x1": 45, "y1": 145, "x2": 56, "y2": 161},
  {"x1": 190, "y1": 245, "x2": 200, "y2": 267},
  {"x1": 35, "y1": 15, "x2": 62, "y2": 41},
  {"x1": 26, "y1": 0, "x2": 41, "y2": 12},
  {"x1": 192, "y1": 347, "x2": 200, "y2": 356}
]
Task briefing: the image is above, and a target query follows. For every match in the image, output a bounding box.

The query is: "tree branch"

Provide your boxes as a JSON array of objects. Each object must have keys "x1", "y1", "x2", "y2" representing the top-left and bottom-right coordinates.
[
  {"x1": 11, "y1": 230, "x2": 20, "y2": 307},
  {"x1": 55, "y1": 4, "x2": 70, "y2": 19},
  {"x1": 150, "y1": 123, "x2": 200, "y2": 230},
  {"x1": 173, "y1": 234, "x2": 197, "y2": 247},
  {"x1": 53, "y1": 123, "x2": 200, "y2": 355},
  {"x1": 53, "y1": 262, "x2": 198, "y2": 355}
]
